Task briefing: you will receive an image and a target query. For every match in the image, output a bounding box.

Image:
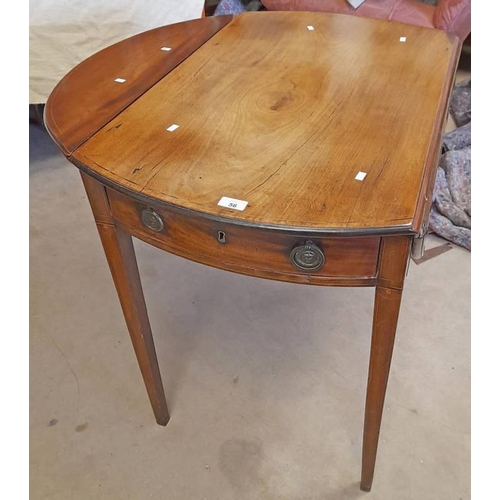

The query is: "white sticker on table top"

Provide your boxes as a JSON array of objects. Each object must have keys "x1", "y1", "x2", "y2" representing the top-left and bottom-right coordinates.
[
  {"x1": 217, "y1": 196, "x2": 248, "y2": 211},
  {"x1": 114, "y1": 78, "x2": 126, "y2": 83},
  {"x1": 355, "y1": 171, "x2": 367, "y2": 181},
  {"x1": 307, "y1": 25, "x2": 315, "y2": 31},
  {"x1": 399, "y1": 37, "x2": 407, "y2": 42},
  {"x1": 161, "y1": 47, "x2": 172, "y2": 51},
  {"x1": 166, "y1": 124, "x2": 179, "y2": 132}
]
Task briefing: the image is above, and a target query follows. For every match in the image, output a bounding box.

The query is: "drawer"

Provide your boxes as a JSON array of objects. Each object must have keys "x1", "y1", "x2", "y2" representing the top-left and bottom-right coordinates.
[{"x1": 107, "y1": 188, "x2": 381, "y2": 285}]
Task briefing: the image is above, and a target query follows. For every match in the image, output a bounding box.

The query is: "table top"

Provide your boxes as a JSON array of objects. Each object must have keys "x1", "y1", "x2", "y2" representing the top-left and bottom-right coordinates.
[{"x1": 46, "y1": 11, "x2": 460, "y2": 235}]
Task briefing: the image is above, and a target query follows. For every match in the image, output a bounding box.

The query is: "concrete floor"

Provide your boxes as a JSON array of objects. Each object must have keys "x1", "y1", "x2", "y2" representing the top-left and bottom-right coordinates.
[{"x1": 30, "y1": 121, "x2": 470, "y2": 499}]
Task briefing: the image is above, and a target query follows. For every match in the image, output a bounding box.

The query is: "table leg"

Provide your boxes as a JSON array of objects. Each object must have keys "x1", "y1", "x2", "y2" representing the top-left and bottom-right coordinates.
[
  {"x1": 360, "y1": 236, "x2": 411, "y2": 491},
  {"x1": 81, "y1": 173, "x2": 170, "y2": 425}
]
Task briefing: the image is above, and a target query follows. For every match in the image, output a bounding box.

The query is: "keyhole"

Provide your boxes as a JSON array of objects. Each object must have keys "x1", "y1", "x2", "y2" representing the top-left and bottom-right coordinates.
[{"x1": 217, "y1": 231, "x2": 226, "y2": 244}]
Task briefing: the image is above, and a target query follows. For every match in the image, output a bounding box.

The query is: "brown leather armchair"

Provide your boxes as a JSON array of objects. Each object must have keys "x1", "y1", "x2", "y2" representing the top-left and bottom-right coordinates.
[{"x1": 261, "y1": 0, "x2": 471, "y2": 43}]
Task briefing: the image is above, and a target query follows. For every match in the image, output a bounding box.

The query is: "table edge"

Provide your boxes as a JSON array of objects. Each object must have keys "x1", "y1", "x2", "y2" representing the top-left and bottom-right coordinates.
[{"x1": 74, "y1": 160, "x2": 415, "y2": 237}]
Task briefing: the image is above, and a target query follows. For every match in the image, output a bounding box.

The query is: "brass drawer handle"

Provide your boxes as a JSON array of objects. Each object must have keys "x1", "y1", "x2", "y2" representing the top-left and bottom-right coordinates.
[
  {"x1": 290, "y1": 240, "x2": 325, "y2": 271},
  {"x1": 141, "y1": 208, "x2": 164, "y2": 232}
]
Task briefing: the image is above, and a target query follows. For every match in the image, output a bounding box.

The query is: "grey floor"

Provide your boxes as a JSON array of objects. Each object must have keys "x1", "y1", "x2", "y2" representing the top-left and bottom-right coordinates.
[{"x1": 30, "y1": 122, "x2": 470, "y2": 499}]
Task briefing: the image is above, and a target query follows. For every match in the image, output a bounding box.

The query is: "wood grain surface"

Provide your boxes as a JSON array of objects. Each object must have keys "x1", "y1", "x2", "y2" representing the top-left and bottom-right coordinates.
[
  {"x1": 42, "y1": 14, "x2": 460, "y2": 488},
  {"x1": 81, "y1": 173, "x2": 170, "y2": 426},
  {"x1": 361, "y1": 236, "x2": 412, "y2": 491},
  {"x1": 107, "y1": 187, "x2": 381, "y2": 286},
  {"x1": 70, "y1": 11, "x2": 459, "y2": 234},
  {"x1": 44, "y1": 15, "x2": 233, "y2": 156}
]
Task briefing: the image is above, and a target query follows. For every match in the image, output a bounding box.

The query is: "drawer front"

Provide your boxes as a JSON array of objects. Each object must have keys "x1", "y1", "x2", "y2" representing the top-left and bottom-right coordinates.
[{"x1": 107, "y1": 188, "x2": 381, "y2": 284}]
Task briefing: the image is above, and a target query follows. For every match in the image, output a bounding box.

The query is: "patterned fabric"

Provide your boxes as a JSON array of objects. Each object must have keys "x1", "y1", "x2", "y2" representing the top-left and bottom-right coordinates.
[
  {"x1": 429, "y1": 79, "x2": 471, "y2": 250},
  {"x1": 214, "y1": 0, "x2": 262, "y2": 14},
  {"x1": 215, "y1": 0, "x2": 246, "y2": 14},
  {"x1": 429, "y1": 147, "x2": 471, "y2": 249},
  {"x1": 449, "y1": 79, "x2": 471, "y2": 127},
  {"x1": 442, "y1": 121, "x2": 470, "y2": 152}
]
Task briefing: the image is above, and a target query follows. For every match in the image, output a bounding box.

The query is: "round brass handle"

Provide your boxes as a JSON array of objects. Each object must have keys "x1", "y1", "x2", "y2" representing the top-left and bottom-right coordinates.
[
  {"x1": 290, "y1": 240, "x2": 325, "y2": 272},
  {"x1": 141, "y1": 208, "x2": 164, "y2": 232}
]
